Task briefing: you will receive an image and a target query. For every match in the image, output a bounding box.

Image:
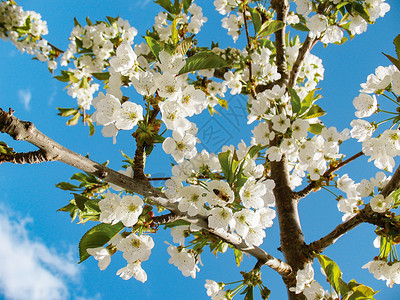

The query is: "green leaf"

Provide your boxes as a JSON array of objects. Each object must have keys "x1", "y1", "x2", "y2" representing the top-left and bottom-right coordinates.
[
  {"x1": 218, "y1": 151, "x2": 234, "y2": 185},
  {"x1": 57, "y1": 107, "x2": 78, "y2": 117},
  {"x1": 57, "y1": 202, "x2": 78, "y2": 221},
  {"x1": 66, "y1": 112, "x2": 80, "y2": 126},
  {"x1": 235, "y1": 173, "x2": 248, "y2": 191},
  {"x1": 174, "y1": 37, "x2": 193, "y2": 56},
  {"x1": 259, "y1": 20, "x2": 285, "y2": 37},
  {"x1": 182, "y1": 0, "x2": 193, "y2": 13},
  {"x1": 0, "y1": 142, "x2": 14, "y2": 155},
  {"x1": 163, "y1": 219, "x2": 191, "y2": 228},
  {"x1": 351, "y1": 2, "x2": 370, "y2": 23},
  {"x1": 244, "y1": 286, "x2": 254, "y2": 300},
  {"x1": 91, "y1": 72, "x2": 110, "y2": 81},
  {"x1": 234, "y1": 248, "x2": 243, "y2": 267},
  {"x1": 308, "y1": 123, "x2": 324, "y2": 135},
  {"x1": 288, "y1": 87, "x2": 301, "y2": 114},
  {"x1": 394, "y1": 34, "x2": 400, "y2": 59},
  {"x1": 73, "y1": 193, "x2": 91, "y2": 211},
  {"x1": 73, "y1": 17, "x2": 81, "y2": 27},
  {"x1": 249, "y1": 7, "x2": 262, "y2": 34},
  {"x1": 87, "y1": 118, "x2": 95, "y2": 136},
  {"x1": 86, "y1": 16, "x2": 94, "y2": 26},
  {"x1": 145, "y1": 36, "x2": 163, "y2": 62},
  {"x1": 299, "y1": 88, "x2": 321, "y2": 116},
  {"x1": 317, "y1": 254, "x2": 350, "y2": 296},
  {"x1": 171, "y1": 16, "x2": 181, "y2": 45},
  {"x1": 290, "y1": 22, "x2": 309, "y2": 32},
  {"x1": 55, "y1": 182, "x2": 80, "y2": 191},
  {"x1": 179, "y1": 52, "x2": 229, "y2": 75},
  {"x1": 54, "y1": 75, "x2": 70, "y2": 82},
  {"x1": 218, "y1": 98, "x2": 228, "y2": 109},
  {"x1": 383, "y1": 53, "x2": 400, "y2": 72},
  {"x1": 303, "y1": 104, "x2": 326, "y2": 119},
  {"x1": 79, "y1": 222, "x2": 124, "y2": 263},
  {"x1": 155, "y1": 0, "x2": 178, "y2": 15},
  {"x1": 248, "y1": 145, "x2": 267, "y2": 158}
]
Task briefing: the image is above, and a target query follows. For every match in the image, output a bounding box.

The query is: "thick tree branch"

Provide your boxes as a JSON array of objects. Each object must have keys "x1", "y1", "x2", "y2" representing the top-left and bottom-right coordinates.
[{"x1": 0, "y1": 107, "x2": 291, "y2": 277}]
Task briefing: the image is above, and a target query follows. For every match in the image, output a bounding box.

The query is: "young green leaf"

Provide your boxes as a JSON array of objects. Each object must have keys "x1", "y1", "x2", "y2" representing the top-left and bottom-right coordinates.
[
  {"x1": 178, "y1": 52, "x2": 229, "y2": 75},
  {"x1": 249, "y1": 7, "x2": 262, "y2": 34},
  {"x1": 317, "y1": 254, "x2": 350, "y2": 296},
  {"x1": 155, "y1": 0, "x2": 178, "y2": 15},
  {"x1": 288, "y1": 87, "x2": 301, "y2": 114},
  {"x1": 383, "y1": 53, "x2": 400, "y2": 72},
  {"x1": 79, "y1": 222, "x2": 124, "y2": 263},
  {"x1": 259, "y1": 20, "x2": 284, "y2": 37},
  {"x1": 394, "y1": 34, "x2": 400, "y2": 59},
  {"x1": 303, "y1": 104, "x2": 326, "y2": 119},
  {"x1": 234, "y1": 248, "x2": 243, "y2": 267},
  {"x1": 145, "y1": 36, "x2": 163, "y2": 62},
  {"x1": 308, "y1": 123, "x2": 324, "y2": 135},
  {"x1": 218, "y1": 151, "x2": 234, "y2": 184}
]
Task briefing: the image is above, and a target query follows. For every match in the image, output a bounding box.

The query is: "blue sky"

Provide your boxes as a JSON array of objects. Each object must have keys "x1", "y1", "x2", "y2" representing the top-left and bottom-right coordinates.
[{"x1": 1, "y1": 0, "x2": 400, "y2": 299}]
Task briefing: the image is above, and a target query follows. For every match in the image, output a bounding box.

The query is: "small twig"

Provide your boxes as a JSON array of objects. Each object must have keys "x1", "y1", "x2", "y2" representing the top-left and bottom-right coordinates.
[
  {"x1": 287, "y1": 35, "x2": 317, "y2": 89},
  {"x1": 242, "y1": 6, "x2": 257, "y2": 99},
  {"x1": 294, "y1": 151, "x2": 364, "y2": 201}
]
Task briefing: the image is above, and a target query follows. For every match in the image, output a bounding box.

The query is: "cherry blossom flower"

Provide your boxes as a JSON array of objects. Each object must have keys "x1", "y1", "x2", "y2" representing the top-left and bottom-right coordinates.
[
  {"x1": 116, "y1": 261, "x2": 147, "y2": 282},
  {"x1": 118, "y1": 234, "x2": 154, "y2": 263},
  {"x1": 115, "y1": 195, "x2": 144, "y2": 227},
  {"x1": 87, "y1": 247, "x2": 111, "y2": 270}
]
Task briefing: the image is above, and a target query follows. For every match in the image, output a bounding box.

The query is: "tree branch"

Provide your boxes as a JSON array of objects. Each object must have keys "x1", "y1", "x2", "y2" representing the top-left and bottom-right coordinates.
[
  {"x1": 0, "y1": 149, "x2": 49, "y2": 164},
  {"x1": 0, "y1": 107, "x2": 292, "y2": 277},
  {"x1": 294, "y1": 151, "x2": 364, "y2": 201},
  {"x1": 307, "y1": 161, "x2": 400, "y2": 255},
  {"x1": 287, "y1": 35, "x2": 317, "y2": 89},
  {"x1": 271, "y1": 0, "x2": 289, "y2": 87}
]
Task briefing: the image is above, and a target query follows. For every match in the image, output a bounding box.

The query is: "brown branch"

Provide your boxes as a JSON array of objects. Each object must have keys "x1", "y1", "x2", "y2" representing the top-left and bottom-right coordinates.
[
  {"x1": 0, "y1": 149, "x2": 49, "y2": 165},
  {"x1": 287, "y1": 35, "x2": 317, "y2": 89},
  {"x1": 242, "y1": 5, "x2": 257, "y2": 99},
  {"x1": 0, "y1": 107, "x2": 292, "y2": 277},
  {"x1": 307, "y1": 161, "x2": 400, "y2": 256},
  {"x1": 270, "y1": 0, "x2": 289, "y2": 87},
  {"x1": 294, "y1": 151, "x2": 364, "y2": 201}
]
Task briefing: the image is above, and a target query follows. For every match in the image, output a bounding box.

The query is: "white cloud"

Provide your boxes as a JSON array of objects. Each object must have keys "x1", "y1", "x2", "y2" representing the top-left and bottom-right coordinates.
[
  {"x1": 17, "y1": 89, "x2": 31, "y2": 111},
  {"x1": 0, "y1": 207, "x2": 81, "y2": 300}
]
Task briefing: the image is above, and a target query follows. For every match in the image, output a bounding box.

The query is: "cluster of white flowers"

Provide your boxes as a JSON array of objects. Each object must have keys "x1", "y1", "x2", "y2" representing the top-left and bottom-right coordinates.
[
  {"x1": 59, "y1": 17, "x2": 138, "y2": 111},
  {"x1": 296, "y1": 0, "x2": 389, "y2": 43},
  {"x1": 350, "y1": 65, "x2": 400, "y2": 171},
  {"x1": 87, "y1": 233, "x2": 154, "y2": 283},
  {"x1": 0, "y1": 1, "x2": 57, "y2": 68},
  {"x1": 165, "y1": 142, "x2": 276, "y2": 251},
  {"x1": 290, "y1": 263, "x2": 331, "y2": 299},
  {"x1": 363, "y1": 260, "x2": 400, "y2": 287},
  {"x1": 98, "y1": 191, "x2": 144, "y2": 227},
  {"x1": 336, "y1": 172, "x2": 391, "y2": 221}
]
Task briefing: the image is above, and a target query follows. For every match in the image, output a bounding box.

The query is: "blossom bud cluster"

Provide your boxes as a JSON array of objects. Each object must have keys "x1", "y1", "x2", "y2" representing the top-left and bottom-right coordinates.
[
  {"x1": 296, "y1": 0, "x2": 389, "y2": 43},
  {"x1": 0, "y1": 0, "x2": 56, "y2": 68},
  {"x1": 350, "y1": 65, "x2": 400, "y2": 171},
  {"x1": 336, "y1": 172, "x2": 391, "y2": 221},
  {"x1": 89, "y1": 189, "x2": 156, "y2": 283},
  {"x1": 290, "y1": 264, "x2": 330, "y2": 299},
  {"x1": 87, "y1": 233, "x2": 154, "y2": 283},
  {"x1": 165, "y1": 142, "x2": 276, "y2": 254},
  {"x1": 60, "y1": 17, "x2": 138, "y2": 110},
  {"x1": 363, "y1": 260, "x2": 400, "y2": 287}
]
